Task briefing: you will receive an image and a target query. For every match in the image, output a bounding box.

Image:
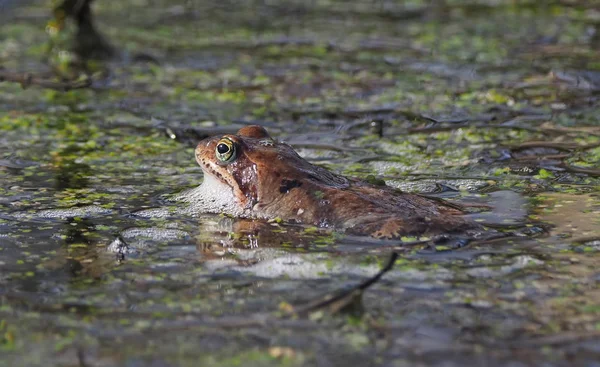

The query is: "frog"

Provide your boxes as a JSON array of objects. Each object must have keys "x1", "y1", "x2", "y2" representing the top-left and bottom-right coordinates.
[{"x1": 183, "y1": 125, "x2": 480, "y2": 239}]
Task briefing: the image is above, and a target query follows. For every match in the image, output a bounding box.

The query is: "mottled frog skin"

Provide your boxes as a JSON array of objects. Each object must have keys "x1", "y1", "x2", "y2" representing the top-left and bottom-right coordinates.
[{"x1": 189, "y1": 125, "x2": 479, "y2": 239}]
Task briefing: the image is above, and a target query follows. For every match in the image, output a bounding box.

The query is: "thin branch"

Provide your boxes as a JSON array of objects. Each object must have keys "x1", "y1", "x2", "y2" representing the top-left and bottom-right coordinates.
[
  {"x1": 514, "y1": 154, "x2": 570, "y2": 161},
  {"x1": 292, "y1": 252, "x2": 399, "y2": 316},
  {"x1": 559, "y1": 163, "x2": 600, "y2": 177},
  {"x1": 508, "y1": 141, "x2": 600, "y2": 151},
  {"x1": 0, "y1": 70, "x2": 91, "y2": 91},
  {"x1": 510, "y1": 330, "x2": 600, "y2": 347},
  {"x1": 571, "y1": 236, "x2": 600, "y2": 244},
  {"x1": 406, "y1": 122, "x2": 554, "y2": 135}
]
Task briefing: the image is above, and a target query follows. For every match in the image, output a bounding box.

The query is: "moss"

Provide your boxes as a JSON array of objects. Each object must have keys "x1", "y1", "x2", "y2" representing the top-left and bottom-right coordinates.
[{"x1": 534, "y1": 169, "x2": 555, "y2": 180}]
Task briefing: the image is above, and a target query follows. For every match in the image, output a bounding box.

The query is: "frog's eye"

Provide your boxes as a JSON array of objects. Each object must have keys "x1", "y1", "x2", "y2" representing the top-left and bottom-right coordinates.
[{"x1": 215, "y1": 138, "x2": 237, "y2": 163}]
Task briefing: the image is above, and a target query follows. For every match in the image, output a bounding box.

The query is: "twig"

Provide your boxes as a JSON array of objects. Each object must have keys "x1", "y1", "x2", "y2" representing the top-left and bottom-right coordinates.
[
  {"x1": 292, "y1": 252, "x2": 399, "y2": 316},
  {"x1": 510, "y1": 330, "x2": 600, "y2": 347},
  {"x1": 514, "y1": 154, "x2": 570, "y2": 161},
  {"x1": 559, "y1": 163, "x2": 600, "y2": 177},
  {"x1": 286, "y1": 142, "x2": 365, "y2": 153},
  {"x1": 406, "y1": 122, "x2": 552, "y2": 135},
  {"x1": 508, "y1": 141, "x2": 600, "y2": 151},
  {"x1": 0, "y1": 70, "x2": 91, "y2": 91},
  {"x1": 286, "y1": 106, "x2": 426, "y2": 121},
  {"x1": 571, "y1": 236, "x2": 600, "y2": 244}
]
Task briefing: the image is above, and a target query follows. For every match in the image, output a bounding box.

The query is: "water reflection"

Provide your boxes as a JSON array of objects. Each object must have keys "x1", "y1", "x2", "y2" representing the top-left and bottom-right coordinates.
[{"x1": 52, "y1": 143, "x2": 93, "y2": 190}]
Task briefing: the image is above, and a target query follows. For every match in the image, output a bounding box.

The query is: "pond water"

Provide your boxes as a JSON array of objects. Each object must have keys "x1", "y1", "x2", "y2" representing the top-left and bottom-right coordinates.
[{"x1": 1, "y1": 1, "x2": 600, "y2": 366}]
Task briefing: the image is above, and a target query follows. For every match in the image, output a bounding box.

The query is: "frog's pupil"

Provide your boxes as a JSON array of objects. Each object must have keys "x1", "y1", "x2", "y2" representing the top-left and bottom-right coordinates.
[{"x1": 217, "y1": 143, "x2": 229, "y2": 154}]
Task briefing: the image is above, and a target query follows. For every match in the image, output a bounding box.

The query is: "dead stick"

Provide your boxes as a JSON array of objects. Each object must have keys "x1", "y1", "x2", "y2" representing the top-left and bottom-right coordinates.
[
  {"x1": 0, "y1": 70, "x2": 91, "y2": 91},
  {"x1": 293, "y1": 252, "x2": 399, "y2": 316}
]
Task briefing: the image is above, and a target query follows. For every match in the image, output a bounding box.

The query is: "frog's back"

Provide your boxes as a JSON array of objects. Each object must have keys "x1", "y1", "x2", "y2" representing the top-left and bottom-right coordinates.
[{"x1": 323, "y1": 181, "x2": 479, "y2": 238}]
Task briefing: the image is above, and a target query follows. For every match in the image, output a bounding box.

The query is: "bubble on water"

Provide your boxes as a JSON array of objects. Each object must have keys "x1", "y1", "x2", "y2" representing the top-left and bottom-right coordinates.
[
  {"x1": 107, "y1": 227, "x2": 192, "y2": 253},
  {"x1": 174, "y1": 174, "x2": 252, "y2": 219},
  {"x1": 13, "y1": 205, "x2": 114, "y2": 219}
]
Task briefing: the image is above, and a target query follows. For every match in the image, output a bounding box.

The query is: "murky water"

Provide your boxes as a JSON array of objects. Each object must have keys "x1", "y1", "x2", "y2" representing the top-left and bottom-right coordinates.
[{"x1": 1, "y1": 1, "x2": 600, "y2": 366}]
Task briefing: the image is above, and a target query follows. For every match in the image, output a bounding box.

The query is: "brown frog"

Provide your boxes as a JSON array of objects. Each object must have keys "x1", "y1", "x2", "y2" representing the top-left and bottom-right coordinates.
[{"x1": 186, "y1": 125, "x2": 480, "y2": 239}]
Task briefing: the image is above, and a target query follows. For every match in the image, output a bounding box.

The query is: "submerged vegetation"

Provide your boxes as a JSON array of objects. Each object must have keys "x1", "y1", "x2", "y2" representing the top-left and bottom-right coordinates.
[{"x1": 0, "y1": 0, "x2": 599, "y2": 366}]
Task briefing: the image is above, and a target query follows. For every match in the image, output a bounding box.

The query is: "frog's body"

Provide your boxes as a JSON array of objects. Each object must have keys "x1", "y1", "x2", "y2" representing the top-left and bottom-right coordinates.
[{"x1": 188, "y1": 125, "x2": 479, "y2": 238}]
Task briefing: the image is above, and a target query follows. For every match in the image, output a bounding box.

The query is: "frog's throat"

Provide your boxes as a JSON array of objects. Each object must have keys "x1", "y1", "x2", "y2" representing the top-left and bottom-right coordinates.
[{"x1": 190, "y1": 171, "x2": 246, "y2": 217}]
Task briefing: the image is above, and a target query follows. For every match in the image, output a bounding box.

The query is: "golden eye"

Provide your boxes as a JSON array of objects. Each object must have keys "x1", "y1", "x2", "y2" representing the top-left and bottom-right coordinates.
[{"x1": 215, "y1": 138, "x2": 237, "y2": 163}]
